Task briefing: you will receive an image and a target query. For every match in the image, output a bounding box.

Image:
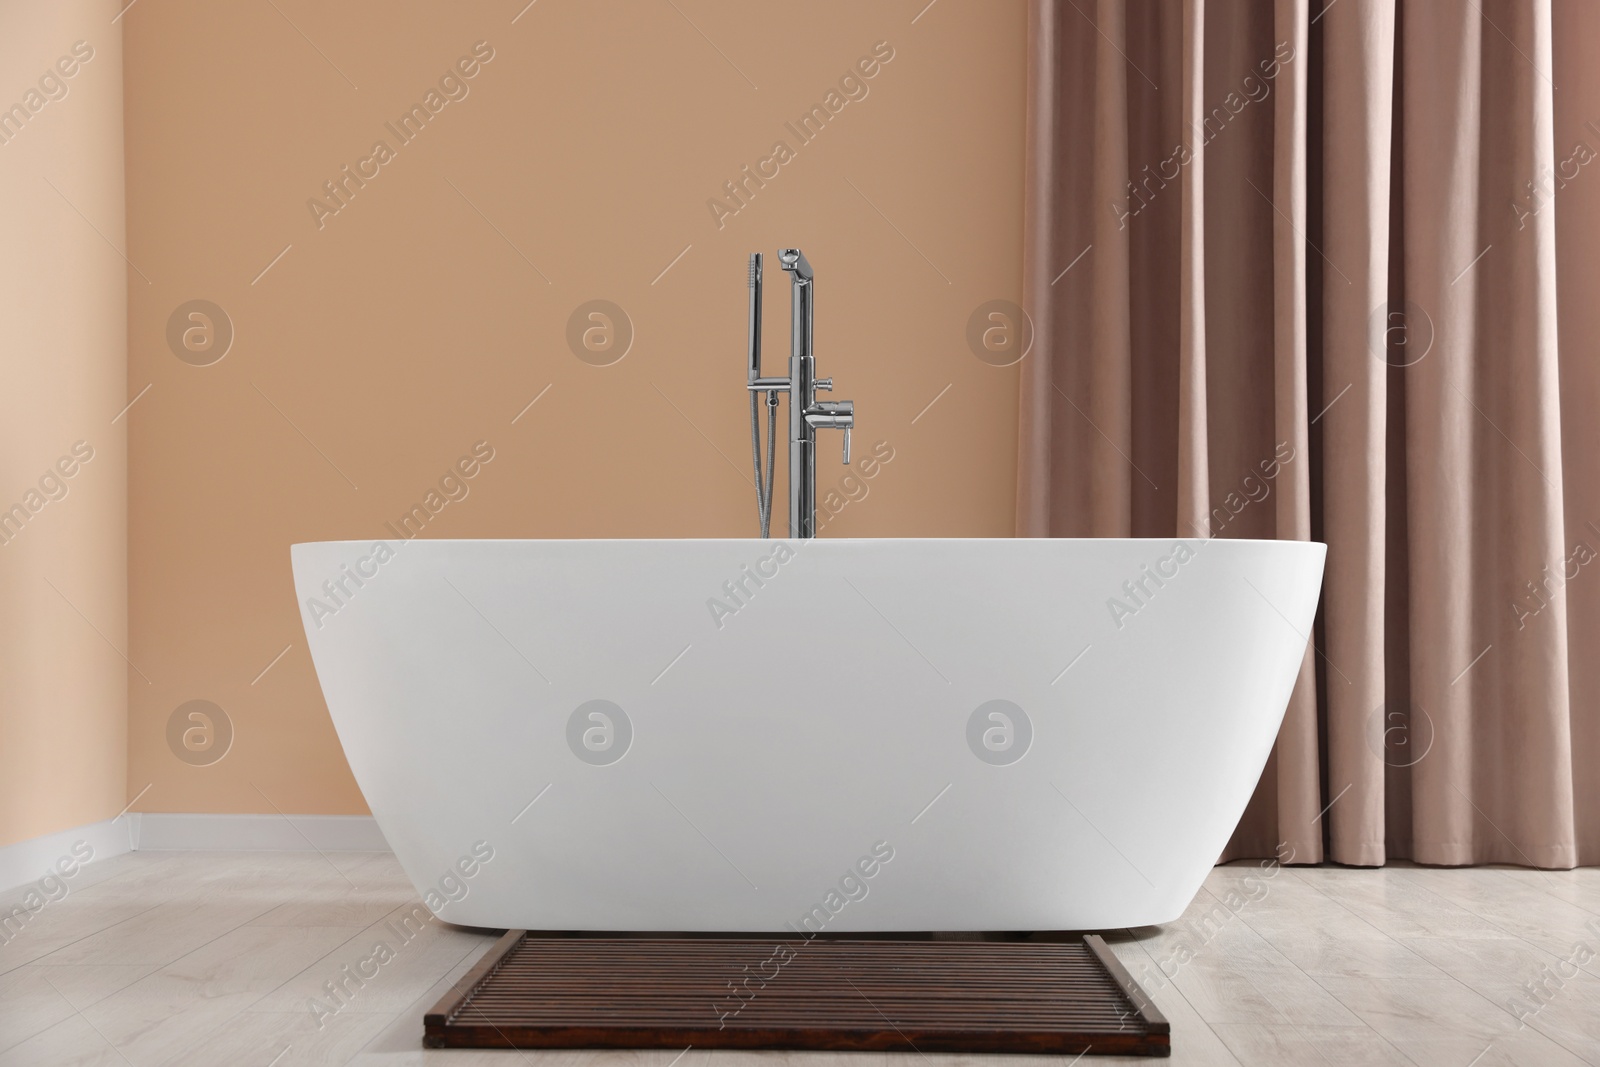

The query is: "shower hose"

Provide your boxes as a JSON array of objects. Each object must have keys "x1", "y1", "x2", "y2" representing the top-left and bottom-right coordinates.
[{"x1": 750, "y1": 388, "x2": 778, "y2": 538}]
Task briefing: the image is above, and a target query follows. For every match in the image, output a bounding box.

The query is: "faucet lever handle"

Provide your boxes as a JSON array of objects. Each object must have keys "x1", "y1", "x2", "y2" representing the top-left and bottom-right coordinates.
[{"x1": 808, "y1": 401, "x2": 853, "y2": 464}]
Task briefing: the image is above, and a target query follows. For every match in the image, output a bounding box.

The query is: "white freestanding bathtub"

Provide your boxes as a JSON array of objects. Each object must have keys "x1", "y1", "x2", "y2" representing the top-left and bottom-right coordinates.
[{"x1": 291, "y1": 537, "x2": 1324, "y2": 932}]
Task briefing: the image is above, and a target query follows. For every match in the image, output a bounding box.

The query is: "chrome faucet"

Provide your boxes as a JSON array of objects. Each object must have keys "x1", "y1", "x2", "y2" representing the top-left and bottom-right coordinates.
[{"x1": 746, "y1": 248, "x2": 854, "y2": 538}]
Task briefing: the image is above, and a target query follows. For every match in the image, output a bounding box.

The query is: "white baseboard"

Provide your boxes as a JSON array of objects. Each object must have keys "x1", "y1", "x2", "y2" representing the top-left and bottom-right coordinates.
[
  {"x1": 0, "y1": 816, "x2": 137, "y2": 896},
  {"x1": 131, "y1": 813, "x2": 390, "y2": 852},
  {"x1": 0, "y1": 814, "x2": 389, "y2": 892}
]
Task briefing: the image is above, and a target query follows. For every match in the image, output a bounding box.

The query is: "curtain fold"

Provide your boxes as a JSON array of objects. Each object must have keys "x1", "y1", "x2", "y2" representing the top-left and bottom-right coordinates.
[
  {"x1": 1021, "y1": 0, "x2": 1599, "y2": 866},
  {"x1": 1176, "y1": 0, "x2": 1210, "y2": 537},
  {"x1": 1318, "y1": 0, "x2": 1395, "y2": 867}
]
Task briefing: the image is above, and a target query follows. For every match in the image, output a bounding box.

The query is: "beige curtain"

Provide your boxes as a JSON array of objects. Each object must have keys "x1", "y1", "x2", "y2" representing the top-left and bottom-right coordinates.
[{"x1": 1019, "y1": 0, "x2": 1600, "y2": 867}]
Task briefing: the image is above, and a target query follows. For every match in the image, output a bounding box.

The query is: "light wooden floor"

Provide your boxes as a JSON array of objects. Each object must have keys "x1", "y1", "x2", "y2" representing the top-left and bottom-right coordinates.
[{"x1": 1, "y1": 851, "x2": 1596, "y2": 1066}]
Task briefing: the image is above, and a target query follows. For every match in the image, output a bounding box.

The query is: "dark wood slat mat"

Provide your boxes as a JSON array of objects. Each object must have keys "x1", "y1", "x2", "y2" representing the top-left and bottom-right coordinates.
[{"x1": 424, "y1": 931, "x2": 1169, "y2": 1056}]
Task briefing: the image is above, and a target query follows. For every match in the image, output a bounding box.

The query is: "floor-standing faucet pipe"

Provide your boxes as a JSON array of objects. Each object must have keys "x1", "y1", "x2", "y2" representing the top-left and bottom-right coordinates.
[
  {"x1": 748, "y1": 247, "x2": 847, "y2": 540},
  {"x1": 783, "y1": 254, "x2": 816, "y2": 539}
]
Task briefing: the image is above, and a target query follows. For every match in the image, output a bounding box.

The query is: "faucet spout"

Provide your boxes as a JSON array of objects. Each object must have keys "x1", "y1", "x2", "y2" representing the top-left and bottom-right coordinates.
[{"x1": 777, "y1": 248, "x2": 813, "y2": 283}]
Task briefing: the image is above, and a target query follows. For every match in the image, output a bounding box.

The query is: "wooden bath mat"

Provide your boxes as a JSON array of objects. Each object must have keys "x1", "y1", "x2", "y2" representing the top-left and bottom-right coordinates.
[{"x1": 424, "y1": 931, "x2": 1169, "y2": 1056}]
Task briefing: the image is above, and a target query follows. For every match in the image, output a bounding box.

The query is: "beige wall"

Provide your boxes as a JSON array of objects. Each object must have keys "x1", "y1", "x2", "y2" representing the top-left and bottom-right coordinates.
[
  {"x1": 0, "y1": 3, "x2": 128, "y2": 847},
  {"x1": 123, "y1": 1, "x2": 1026, "y2": 816}
]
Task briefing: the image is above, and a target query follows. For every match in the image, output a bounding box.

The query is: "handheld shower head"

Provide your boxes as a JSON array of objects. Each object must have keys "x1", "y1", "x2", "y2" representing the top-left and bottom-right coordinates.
[{"x1": 747, "y1": 253, "x2": 763, "y2": 384}]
